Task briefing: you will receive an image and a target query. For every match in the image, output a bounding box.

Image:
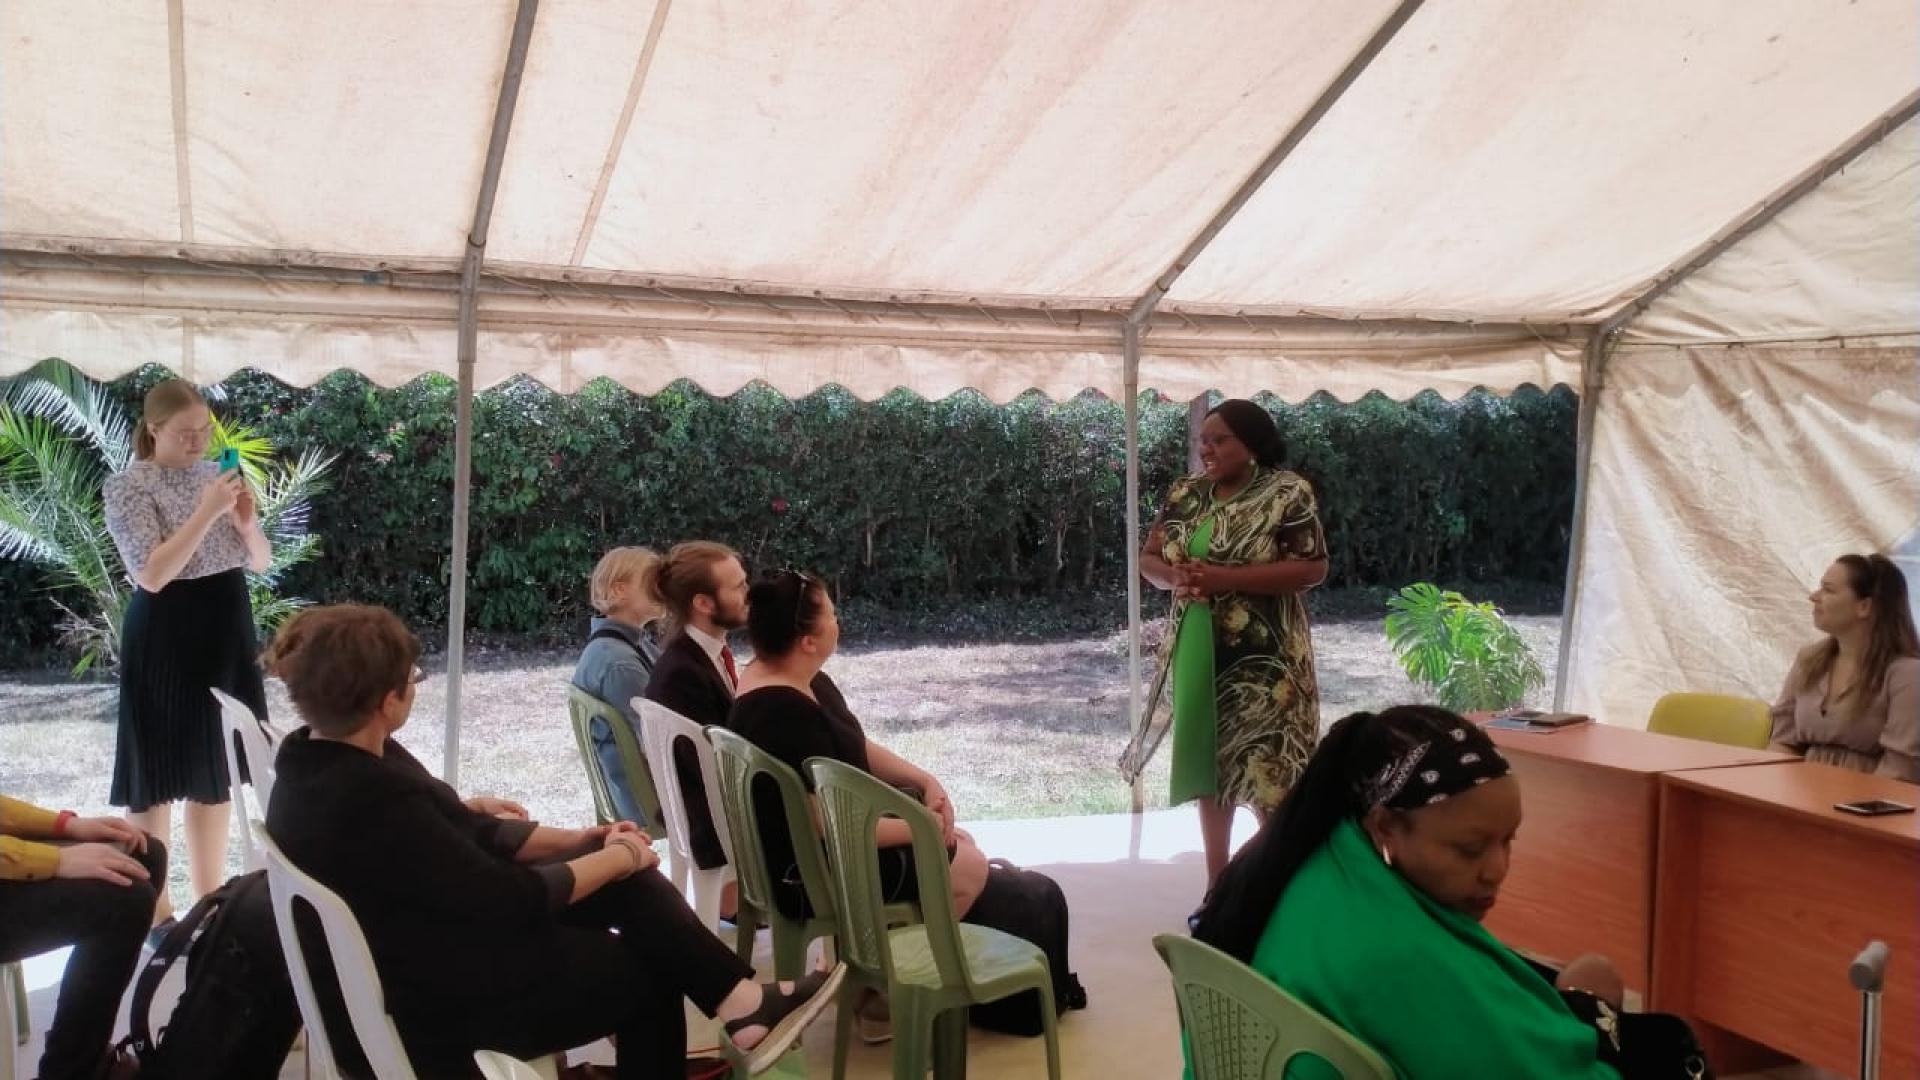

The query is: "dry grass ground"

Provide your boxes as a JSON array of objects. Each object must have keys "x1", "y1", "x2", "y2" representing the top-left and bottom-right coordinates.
[{"x1": 0, "y1": 615, "x2": 1559, "y2": 906}]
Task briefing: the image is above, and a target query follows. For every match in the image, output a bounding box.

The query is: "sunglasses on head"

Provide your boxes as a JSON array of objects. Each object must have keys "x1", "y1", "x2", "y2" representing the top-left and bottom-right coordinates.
[{"x1": 775, "y1": 567, "x2": 821, "y2": 631}]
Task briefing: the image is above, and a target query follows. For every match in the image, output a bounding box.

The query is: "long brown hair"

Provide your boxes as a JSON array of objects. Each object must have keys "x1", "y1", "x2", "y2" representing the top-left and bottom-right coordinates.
[
  {"x1": 132, "y1": 379, "x2": 207, "y2": 460},
  {"x1": 1803, "y1": 554, "x2": 1919, "y2": 700}
]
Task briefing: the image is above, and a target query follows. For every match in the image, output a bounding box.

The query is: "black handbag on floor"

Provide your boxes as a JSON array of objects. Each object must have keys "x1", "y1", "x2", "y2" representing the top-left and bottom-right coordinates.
[{"x1": 960, "y1": 860, "x2": 1088, "y2": 1036}]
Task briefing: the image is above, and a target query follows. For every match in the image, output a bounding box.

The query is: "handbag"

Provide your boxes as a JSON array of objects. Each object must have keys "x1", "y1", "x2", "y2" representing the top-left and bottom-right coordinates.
[{"x1": 1562, "y1": 991, "x2": 1712, "y2": 1080}]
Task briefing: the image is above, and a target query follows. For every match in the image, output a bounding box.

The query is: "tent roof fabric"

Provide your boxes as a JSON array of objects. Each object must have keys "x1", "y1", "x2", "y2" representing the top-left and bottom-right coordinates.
[{"x1": 4, "y1": 0, "x2": 1916, "y2": 397}]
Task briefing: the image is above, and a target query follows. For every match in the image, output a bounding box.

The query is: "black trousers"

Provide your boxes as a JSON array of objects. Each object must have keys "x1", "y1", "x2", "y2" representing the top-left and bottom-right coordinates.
[
  {"x1": 394, "y1": 867, "x2": 756, "y2": 1079},
  {"x1": 0, "y1": 838, "x2": 166, "y2": 1080}
]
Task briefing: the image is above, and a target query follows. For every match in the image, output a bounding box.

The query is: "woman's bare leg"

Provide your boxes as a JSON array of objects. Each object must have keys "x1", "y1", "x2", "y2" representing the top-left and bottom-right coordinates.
[
  {"x1": 1199, "y1": 797, "x2": 1237, "y2": 887},
  {"x1": 182, "y1": 799, "x2": 231, "y2": 899}
]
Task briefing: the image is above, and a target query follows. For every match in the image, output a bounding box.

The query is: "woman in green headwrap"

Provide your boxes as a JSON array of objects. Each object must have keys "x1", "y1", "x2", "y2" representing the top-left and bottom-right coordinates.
[
  {"x1": 1142, "y1": 399, "x2": 1328, "y2": 886},
  {"x1": 1184, "y1": 706, "x2": 1711, "y2": 1079}
]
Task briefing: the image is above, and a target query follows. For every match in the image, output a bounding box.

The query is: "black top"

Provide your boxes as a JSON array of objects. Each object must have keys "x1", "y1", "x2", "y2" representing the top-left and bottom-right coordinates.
[
  {"x1": 727, "y1": 673, "x2": 869, "y2": 877},
  {"x1": 266, "y1": 729, "x2": 573, "y2": 1015}
]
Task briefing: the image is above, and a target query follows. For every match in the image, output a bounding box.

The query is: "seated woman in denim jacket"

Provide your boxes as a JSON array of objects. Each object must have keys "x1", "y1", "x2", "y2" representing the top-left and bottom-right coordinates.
[{"x1": 572, "y1": 546, "x2": 665, "y2": 825}]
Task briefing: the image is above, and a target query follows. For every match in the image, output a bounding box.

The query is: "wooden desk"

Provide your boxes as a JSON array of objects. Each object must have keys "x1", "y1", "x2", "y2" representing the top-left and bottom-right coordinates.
[
  {"x1": 1481, "y1": 723, "x2": 1792, "y2": 992},
  {"x1": 1652, "y1": 762, "x2": 1920, "y2": 1077}
]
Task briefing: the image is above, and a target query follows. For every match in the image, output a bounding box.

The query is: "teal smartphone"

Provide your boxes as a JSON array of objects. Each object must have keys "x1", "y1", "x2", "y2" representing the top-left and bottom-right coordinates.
[{"x1": 216, "y1": 448, "x2": 241, "y2": 473}]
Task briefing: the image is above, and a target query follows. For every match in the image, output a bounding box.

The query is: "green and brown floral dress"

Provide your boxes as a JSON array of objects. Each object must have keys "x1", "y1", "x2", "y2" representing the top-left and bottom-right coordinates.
[{"x1": 1154, "y1": 465, "x2": 1325, "y2": 811}]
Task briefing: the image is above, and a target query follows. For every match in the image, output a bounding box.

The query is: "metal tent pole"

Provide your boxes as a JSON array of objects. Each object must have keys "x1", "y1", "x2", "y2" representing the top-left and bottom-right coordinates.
[
  {"x1": 1111, "y1": 0, "x2": 1423, "y2": 808},
  {"x1": 444, "y1": 0, "x2": 541, "y2": 782},
  {"x1": 1552, "y1": 330, "x2": 1610, "y2": 710},
  {"x1": 1123, "y1": 322, "x2": 1145, "y2": 812}
]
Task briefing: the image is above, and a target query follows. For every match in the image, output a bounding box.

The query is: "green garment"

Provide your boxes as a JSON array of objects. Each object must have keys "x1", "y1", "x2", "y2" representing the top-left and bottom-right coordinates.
[
  {"x1": 1169, "y1": 518, "x2": 1218, "y2": 803},
  {"x1": 1184, "y1": 819, "x2": 1618, "y2": 1080}
]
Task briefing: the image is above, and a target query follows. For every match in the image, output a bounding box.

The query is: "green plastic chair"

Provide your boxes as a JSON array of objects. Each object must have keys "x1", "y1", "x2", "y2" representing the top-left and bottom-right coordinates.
[
  {"x1": 807, "y1": 757, "x2": 1060, "y2": 1080},
  {"x1": 707, "y1": 728, "x2": 920, "y2": 977},
  {"x1": 565, "y1": 684, "x2": 663, "y2": 828},
  {"x1": 1154, "y1": 934, "x2": 1394, "y2": 1080},
  {"x1": 1646, "y1": 692, "x2": 1772, "y2": 749}
]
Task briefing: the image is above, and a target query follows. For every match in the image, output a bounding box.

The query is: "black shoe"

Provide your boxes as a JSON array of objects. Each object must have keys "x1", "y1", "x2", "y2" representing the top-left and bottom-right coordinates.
[{"x1": 722, "y1": 965, "x2": 847, "y2": 1075}]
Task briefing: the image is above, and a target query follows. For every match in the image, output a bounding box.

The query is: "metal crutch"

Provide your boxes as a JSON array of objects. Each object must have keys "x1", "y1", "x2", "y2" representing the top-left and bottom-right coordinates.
[{"x1": 1848, "y1": 940, "x2": 1888, "y2": 1080}]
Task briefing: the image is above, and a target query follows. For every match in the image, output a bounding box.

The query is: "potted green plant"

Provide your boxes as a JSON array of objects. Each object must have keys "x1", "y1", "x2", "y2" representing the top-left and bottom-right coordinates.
[{"x1": 1384, "y1": 582, "x2": 1546, "y2": 712}]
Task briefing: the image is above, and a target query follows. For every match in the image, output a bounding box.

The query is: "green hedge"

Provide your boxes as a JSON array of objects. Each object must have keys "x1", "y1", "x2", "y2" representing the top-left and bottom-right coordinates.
[{"x1": 0, "y1": 372, "x2": 1575, "y2": 662}]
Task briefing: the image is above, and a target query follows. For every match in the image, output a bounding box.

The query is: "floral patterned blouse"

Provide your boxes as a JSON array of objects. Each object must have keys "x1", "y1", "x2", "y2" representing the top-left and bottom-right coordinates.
[{"x1": 104, "y1": 460, "x2": 251, "y2": 584}]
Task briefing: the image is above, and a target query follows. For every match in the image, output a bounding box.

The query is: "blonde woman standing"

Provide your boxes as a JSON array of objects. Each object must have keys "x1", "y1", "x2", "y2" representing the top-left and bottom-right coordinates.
[{"x1": 103, "y1": 379, "x2": 270, "y2": 922}]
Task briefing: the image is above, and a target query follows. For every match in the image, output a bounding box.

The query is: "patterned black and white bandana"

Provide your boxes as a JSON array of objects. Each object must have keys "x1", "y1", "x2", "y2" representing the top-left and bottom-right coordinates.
[{"x1": 1364, "y1": 721, "x2": 1511, "y2": 810}]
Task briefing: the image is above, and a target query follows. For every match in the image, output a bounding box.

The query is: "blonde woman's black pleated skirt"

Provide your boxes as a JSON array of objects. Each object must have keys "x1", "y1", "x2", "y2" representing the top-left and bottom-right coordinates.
[{"x1": 111, "y1": 568, "x2": 268, "y2": 810}]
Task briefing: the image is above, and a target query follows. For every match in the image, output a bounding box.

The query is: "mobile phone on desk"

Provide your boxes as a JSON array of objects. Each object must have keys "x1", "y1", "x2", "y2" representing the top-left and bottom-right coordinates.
[
  {"x1": 1834, "y1": 799, "x2": 1915, "y2": 817},
  {"x1": 216, "y1": 447, "x2": 241, "y2": 473}
]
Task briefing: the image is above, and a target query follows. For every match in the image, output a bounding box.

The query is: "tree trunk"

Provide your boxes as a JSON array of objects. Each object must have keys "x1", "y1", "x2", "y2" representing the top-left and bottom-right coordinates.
[
  {"x1": 1049, "y1": 516, "x2": 1066, "y2": 592},
  {"x1": 1082, "y1": 504, "x2": 1098, "y2": 587}
]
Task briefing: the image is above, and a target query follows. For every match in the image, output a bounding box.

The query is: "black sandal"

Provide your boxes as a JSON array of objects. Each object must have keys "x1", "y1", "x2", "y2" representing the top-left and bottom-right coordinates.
[{"x1": 722, "y1": 964, "x2": 847, "y2": 1075}]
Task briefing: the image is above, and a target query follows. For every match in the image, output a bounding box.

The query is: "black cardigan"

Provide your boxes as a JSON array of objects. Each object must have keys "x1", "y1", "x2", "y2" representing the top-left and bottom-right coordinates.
[{"x1": 266, "y1": 729, "x2": 572, "y2": 1016}]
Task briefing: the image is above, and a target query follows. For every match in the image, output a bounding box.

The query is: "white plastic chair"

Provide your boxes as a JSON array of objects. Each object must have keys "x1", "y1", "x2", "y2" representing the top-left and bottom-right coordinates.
[
  {"x1": 258, "y1": 827, "x2": 555, "y2": 1080},
  {"x1": 0, "y1": 961, "x2": 24, "y2": 1080},
  {"x1": 635, "y1": 699, "x2": 735, "y2": 930},
  {"x1": 213, "y1": 688, "x2": 282, "y2": 871},
  {"x1": 475, "y1": 1050, "x2": 559, "y2": 1079}
]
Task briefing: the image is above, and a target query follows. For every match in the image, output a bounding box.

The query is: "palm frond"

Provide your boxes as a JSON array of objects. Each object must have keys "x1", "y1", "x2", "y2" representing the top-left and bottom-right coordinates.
[
  {"x1": 1, "y1": 358, "x2": 132, "y2": 470},
  {"x1": 0, "y1": 494, "x2": 64, "y2": 564}
]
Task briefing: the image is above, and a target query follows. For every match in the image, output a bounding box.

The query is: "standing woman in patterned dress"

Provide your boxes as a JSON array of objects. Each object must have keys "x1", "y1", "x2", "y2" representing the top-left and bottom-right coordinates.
[
  {"x1": 103, "y1": 379, "x2": 271, "y2": 924},
  {"x1": 1141, "y1": 399, "x2": 1329, "y2": 888}
]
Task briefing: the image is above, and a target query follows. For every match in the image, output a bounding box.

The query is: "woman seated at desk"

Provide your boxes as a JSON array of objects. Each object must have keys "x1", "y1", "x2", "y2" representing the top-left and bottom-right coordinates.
[
  {"x1": 1185, "y1": 705, "x2": 1709, "y2": 1079},
  {"x1": 1770, "y1": 553, "x2": 1919, "y2": 782}
]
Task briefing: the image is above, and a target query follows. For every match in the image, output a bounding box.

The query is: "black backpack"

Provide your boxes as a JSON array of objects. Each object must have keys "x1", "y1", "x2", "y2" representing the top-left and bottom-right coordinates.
[
  {"x1": 962, "y1": 860, "x2": 1089, "y2": 1036},
  {"x1": 122, "y1": 870, "x2": 302, "y2": 1079}
]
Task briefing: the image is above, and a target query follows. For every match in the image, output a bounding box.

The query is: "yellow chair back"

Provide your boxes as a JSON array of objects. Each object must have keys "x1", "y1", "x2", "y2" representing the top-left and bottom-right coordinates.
[{"x1": 1647, "y1": 692, "x2": 1772, "y2": 749}]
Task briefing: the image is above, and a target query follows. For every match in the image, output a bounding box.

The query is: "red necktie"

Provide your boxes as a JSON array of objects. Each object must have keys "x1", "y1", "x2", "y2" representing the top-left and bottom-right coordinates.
[{"x1": 721, "y1": 645, "x2": 739, "y2": 690}]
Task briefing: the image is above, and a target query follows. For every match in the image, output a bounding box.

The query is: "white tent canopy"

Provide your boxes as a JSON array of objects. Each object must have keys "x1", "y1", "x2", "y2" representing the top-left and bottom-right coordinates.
[{"x1": 4, "y1": 1, "x2": 1916, "y2": 775}]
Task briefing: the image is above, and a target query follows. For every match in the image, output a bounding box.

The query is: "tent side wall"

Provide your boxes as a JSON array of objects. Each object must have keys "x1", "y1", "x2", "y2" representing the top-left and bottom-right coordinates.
[
  {"x1": 1561, "y1": 340, "x2": 1919, "y2": 727},
  {"x1": 1560, "y1": 112, "x2": 1920, "y2": 728}
]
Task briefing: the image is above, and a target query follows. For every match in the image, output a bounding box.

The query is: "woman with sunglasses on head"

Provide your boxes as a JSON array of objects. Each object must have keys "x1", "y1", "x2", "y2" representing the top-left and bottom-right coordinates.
[
  {"x1": 102, "y1": 378, "x2": 273, "y2": 926},
  {"x1": 1186, "y1": 706, "x2": 1711, "y2": 1079},
  {"x1": 729, "y1": 570, "x2": 990, "y2": 923},
  {"x1": 264, "y1": 604, "x2": 842, "y2": 1078},
  {"x1": 1770, "y1": 553, "x2": 1919, "y2": 780},
  {"x1": 1139, "y1": 398, "x2": 1329, "y2": 888}
]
